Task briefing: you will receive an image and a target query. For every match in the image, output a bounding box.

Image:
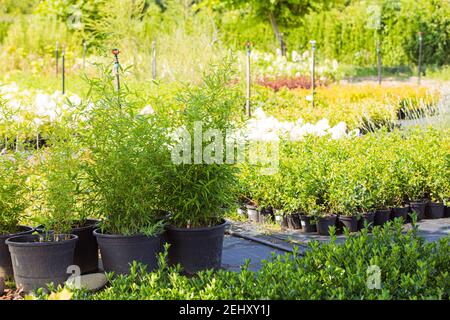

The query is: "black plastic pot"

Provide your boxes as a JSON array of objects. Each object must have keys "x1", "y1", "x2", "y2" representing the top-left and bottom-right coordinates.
[
  {"x1": 0, "y1": 226, "x2": 34, "y2": 278},
  {"x1": 338, "y1": 215, "x2": 358, "y2": 232},
  {"x1": 317, "y1": 215, "x2": 337, "y2": 236},
  {"x1": 286, "y1": 213, "x2": 302, "y2": 230},
  {"x1": 374, "y1": 209, "x2": 391, "y2": 226},
  {"x1": 71, "y1": 219, "x2": 100, "y2": 274},
  {"x1": 299, "y1": 215, "x2": 317, "y2": 233},
  {"x1": 94, "y1": 229, "x2": 162, "y2": 275},
  {"x1": 357, "y1": 212, "x2": 375, "y2": 231},
  {"x1": 445, "y1": 205, "x2": 450, "y2": 218},
  {"x1": 425, "y1": 202, "x2": 445, "y2": 219},
  {"x1": 409, "y1": 201, "x2": 426, "y2": 221},
  {"x1": 259, "y1": 207, "x2": 274, "y2": 224},
  {"x1": 165, "y1": 221, "x2": 226, "y2": 275},
  {"x1": 6, "y1": 234, "x2": 78, "y2": 292},
  {"x1": 391, "y1": 206, "x2": 409, "y2": 223},
  {"x1": 246, "y1": 205, "x2": 259, "y2": 223}
]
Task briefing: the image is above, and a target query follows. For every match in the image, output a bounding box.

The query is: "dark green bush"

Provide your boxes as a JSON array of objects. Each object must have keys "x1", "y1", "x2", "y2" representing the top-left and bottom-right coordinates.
[{"x1": 50, "y1": 219, "x2": 449, "y2": 300}]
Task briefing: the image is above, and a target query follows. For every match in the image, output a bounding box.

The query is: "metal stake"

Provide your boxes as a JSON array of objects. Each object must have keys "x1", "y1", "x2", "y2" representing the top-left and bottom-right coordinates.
[
  {"x1": 152, "y1": 40, "x2": 156, "y2": 80},
  {"x1": 112, "y1": 49, "x2": 120, "y2": 92},
  {"x1": 310, "y1": 40, "x2": 316, "y2": 107},
  {"x1": 377, "y1": 41, "x2": 382, "y2": 85},
  {"x1": 61, "y1": 47, "x2": 65, "y2": 94},
  {"x1": 56, "y1": 41, "x2": 59, "y2": 76},
  {"x1": 245, "y1": 41, "x2": 251, "y2": 118},
  {"x1": 418, "y1": 32, "x2": 423, "y2": 85}
]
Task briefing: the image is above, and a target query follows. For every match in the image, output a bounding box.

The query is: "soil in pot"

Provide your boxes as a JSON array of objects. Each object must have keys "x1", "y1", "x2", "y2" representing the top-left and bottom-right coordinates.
[
  {"x1": 409, "y1": 201, "x2": 426, "y2": 221},
  {"x1": 94, "y1": 229, "x2": 162, "y2": 275},
  {"x1": 6, "y1": 234, "x2": 78, "y2": 292},
  {"x1": 357, "y1": 212, "x2": 375, "y2": 231},
  {"x1": 299, "y1": 215, "x2": 317, "y2": 233},
  {"x1": 425, "y1": 202, "x2": 445, "y2": 219},
  {"x1": 286, "y1": 213, "x2": 302, "y2": 230},
  {"x1": 165, "y1": 220, "x2": 226, "y2": 275},
  {"x1": 317, "y1": 215, "x2": 337, "y2": 236},
  {"x1": 338, "y1": 215, "x2": 358, "y2": 233},
  {"x1": 374, "y1": 209, "x2": 391, "y2": 226},
  {"x1": 246, "y1": 205, "x2": 259, "y2": 223},
  {"x1": 391, "y1": 206, "x2": 409, "y2": 223},
  {"x1": 71, "y1": 219, "x2": 100, "y2": 274},
  {"x1": 0, "y1": 226, "x2": 34, "y2": 279}
]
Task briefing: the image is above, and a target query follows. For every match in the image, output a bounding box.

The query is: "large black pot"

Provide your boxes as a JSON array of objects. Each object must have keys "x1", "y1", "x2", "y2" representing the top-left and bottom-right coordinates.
[
  {"x1": 0, "y1": 226, "x2": 34, "y2": 278},
  {"x1": 338, "y1": 215, "x2": 358, "y2": 232},
  {"x1": 286, "y1": 213, "x2": 302, "y2": 230},
  {"x1": 165, "y1": 220, "x2": 226, "y2": 275},
  {"x1": 409, "y1": 201, "x2": 426, "y2": 221},
  {"x1": 425, "y1": 202, "x2": 445, "y2": 219},
  {"x1": 374, "y1": 209, "x2": 391, "y2": 226},
  {"x1": 445, "y1": 205, "x2": 450, "y2": 218},
  {"x1": 299, "y1": 215, "x2": 317, "y2": 233},
  {"x1": 71, "y1": 219, "x2": 100, "y2": 274},
  {"x1": 246, "y1": 205, "x2": 259, "y2": 223},
  {"x1": 94, "y1": 229, "x2": 162, "y2": 275},
  {"x1": 357, "y1": 212, "x2": 375, "y2": 231},
  {"x1": 317, "y1": 215, "x2": 337, "y2": 236},
  {"x1": 259, "y1": 207, "x2": 274, "y2": 224},
  {"x1": 391, "y1": 206, "x2": 409, "y2": 223},
  {"x1": 6, "y1": 234, "x2": 78, "y2": 292}
]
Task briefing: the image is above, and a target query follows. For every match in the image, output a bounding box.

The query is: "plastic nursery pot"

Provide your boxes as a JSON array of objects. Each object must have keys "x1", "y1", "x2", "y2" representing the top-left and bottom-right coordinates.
[
  {"x1": 259, "y1": 207, "x2": 274, "y2": 224},
  {"x1": 425, "y1": 202, "x2": 445, "y2": 219},
  {"x1": 374, "y1": 209, "x2": 391, "y2": 226},
  {"x1": 408, "y1": 201, "x2": 427, "y2": 221},
  {"x1": 246, "y1": 204, "x2": 259, "y2": 223},
  {"x1": 357, "y1": 212, "x2": 375, "y2": 231},
  {"x1": 0, "y1": 226, "x2": 34, "y2": 278},
  {"x1": 445, "y1": 205, "x2": 450, "y2": 218},
  {"x1": 94, "y1": 229, "x2": 162, "y2": 275},
  {"x1": 6, "y1": 234, "x2": 78, "y2": 292},
  {"x1": 286, "y1": 213, "x2": 302, "y2": 230},
  {"x1": 391, "y1": 205, "x2": 409, "y2": 223},
  {"x1": 338, "y1": 215, "x2": 358, "y2": 233},
  {"x1": 299, "y1": 215, "x2": 317, "y2": 233},
  {"x1": 165, "y1": 220, "x2": 227, "y2": 275},
  {"x1": 316, "y1": 215, "x2": 337, "y2": 236},
  {"x1": 71, "y1": 219, "x2": 100, "y2": 274}
]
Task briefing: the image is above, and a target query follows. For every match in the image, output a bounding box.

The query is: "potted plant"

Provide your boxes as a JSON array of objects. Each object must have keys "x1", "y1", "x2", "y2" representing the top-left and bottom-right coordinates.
[
  {"x1": 83, "y1": 88, "x2": 169, "y2": 275},
  {"x1": 161, "y1": 66, "x2": 241, "y2": 274},
  {"x1": 0, "y1": 153, "x2": 34, "y2": 279},
  {"x1": 31, "y1": 132, "x2": 101, "y2": 274},
  {"x1": 6, "y1": 147, "x2": 79, "y2": 292}
]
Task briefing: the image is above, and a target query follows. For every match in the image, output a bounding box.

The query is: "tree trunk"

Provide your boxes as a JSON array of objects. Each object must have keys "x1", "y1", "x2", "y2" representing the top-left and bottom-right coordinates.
[{"x1": 268, "y1": 11, "x2": 285, "y2": 55}]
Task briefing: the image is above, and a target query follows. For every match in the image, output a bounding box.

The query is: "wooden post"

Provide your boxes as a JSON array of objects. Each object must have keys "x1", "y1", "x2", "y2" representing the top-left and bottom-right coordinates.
[
  {"x1": 152, "y1": 40, "x2": 156, "y2": 80},
  {"x1": 310, "y1": 40, "x2": 316, "y2": 107},
  {"x1": 245, "y1": 41, "x2": 251, "y2": 118}
]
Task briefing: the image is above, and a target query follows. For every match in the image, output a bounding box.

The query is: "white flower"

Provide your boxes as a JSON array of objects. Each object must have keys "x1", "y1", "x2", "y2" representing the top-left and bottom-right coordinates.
[
  {"x1": 139, "y1": 105, "x2": 154, "y2": 115},
  {"x1": 328, "y1": 122, "x2": 347, "y2": 139}
]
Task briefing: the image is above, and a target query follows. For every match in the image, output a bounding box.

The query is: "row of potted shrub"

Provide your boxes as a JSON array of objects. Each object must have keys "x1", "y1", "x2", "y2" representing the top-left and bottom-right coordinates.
[
  {"x1": 241, "y1": 199, "x2": 450, "y2": 235},
  {"x1": 0, "y1": 68, "x2": 240, "y2": 293},
  {"x1": 238, "y1": 127, "x2": 450, "y2": 236}
]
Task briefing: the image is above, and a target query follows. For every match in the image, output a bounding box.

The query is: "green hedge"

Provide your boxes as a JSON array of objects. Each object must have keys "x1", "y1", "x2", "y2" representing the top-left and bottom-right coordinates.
[{"x1": 39, "y1": 219, "x2": 450, "y2": 300}]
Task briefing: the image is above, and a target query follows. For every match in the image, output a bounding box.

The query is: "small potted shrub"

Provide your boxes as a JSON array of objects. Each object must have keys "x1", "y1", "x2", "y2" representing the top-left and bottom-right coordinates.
[
  {"x1": 316, "y1": 211, "x2": 337, "y2": 236},
  {"x1": 83, "y1": 86, "x2": 169, "y2": 275},
  {"x1": 0, "y1": 153, "x2": 34, "y2": 279},
  {"x1": 6, "y1": 148, "x2": 79, "y2": 292},
  {"x1": 162, "y1": 66, "x2": 240, "y2": 274}
]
